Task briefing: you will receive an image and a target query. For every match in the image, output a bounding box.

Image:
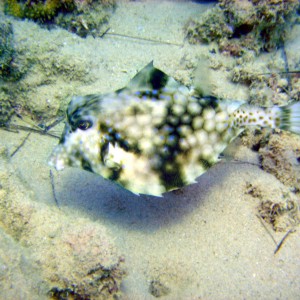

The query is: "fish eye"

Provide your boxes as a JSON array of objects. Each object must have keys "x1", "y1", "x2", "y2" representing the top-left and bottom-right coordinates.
[{"x1": 76, "y1": 119, "x2": 93, "y2": 130}]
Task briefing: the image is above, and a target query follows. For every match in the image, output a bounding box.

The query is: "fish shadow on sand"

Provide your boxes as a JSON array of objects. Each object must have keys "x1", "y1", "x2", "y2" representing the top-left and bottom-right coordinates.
[{"x1": 53, "y1": 161, "x2": 234, "y2": 231}]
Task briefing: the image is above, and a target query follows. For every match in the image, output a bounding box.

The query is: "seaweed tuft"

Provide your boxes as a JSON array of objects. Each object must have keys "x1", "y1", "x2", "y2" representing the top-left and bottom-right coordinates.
[{"x1": 4, "y1": 0, "x2": 116, "y2": 37}]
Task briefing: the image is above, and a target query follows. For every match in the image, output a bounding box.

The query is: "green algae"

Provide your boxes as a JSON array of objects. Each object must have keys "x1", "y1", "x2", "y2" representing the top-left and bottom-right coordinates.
[
  {"x1": 4, "y1": 0, "x2": 116, "y2": 38},
  {"x1": 5, "y1": 0, "x2": 75, "y2": 21}
]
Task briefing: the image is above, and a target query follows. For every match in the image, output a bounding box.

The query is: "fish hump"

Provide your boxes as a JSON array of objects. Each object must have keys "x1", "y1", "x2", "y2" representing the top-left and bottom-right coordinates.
[{"x1": 117, "y1": 61, "x2": 181, "y2": 93}]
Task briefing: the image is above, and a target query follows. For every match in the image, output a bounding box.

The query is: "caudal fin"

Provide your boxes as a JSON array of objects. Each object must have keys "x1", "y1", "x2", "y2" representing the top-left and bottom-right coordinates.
[{"x1": 279, "y1": 102, "x2": 300, "y2": 135}]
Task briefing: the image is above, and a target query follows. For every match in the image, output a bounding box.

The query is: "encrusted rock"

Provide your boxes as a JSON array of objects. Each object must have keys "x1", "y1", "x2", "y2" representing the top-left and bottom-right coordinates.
[
  {"x1": 185, "y1": 0, "x2": 299, "y2": 54},
  {"x1": 0, "y1": 155, "x2": 126, "y2": 299}
]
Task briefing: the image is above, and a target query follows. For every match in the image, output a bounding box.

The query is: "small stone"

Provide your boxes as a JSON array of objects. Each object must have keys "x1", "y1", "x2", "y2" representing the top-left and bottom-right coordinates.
[{"x1": 149, "y1": 279, "x2": 170, "y2": 298}]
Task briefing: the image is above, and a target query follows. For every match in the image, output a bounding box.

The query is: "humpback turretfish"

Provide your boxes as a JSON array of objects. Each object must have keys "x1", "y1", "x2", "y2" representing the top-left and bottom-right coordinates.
[{"x1": 49, "y1": 62, "x2": 300, "y2": 196}]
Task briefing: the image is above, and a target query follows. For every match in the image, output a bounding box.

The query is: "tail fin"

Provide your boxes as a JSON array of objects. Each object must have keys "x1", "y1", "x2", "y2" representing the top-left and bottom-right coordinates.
[{"x1": 279, "y1": 102, "x2": 300, "y2": 135}]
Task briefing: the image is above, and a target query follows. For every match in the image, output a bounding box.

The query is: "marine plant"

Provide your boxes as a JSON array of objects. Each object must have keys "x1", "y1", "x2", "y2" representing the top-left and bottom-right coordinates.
[
  {"x1": 0, "y1": 95, "x2": 14, "y2": 126},
  {"x1": 4, "y1": 0, "x2": 75, "y2": 21},
  {"x1": 0, "y1": 20, "x2": 20, "y2": 126},
  {"x1": 4, "y1": 0, "x2": 115, "y2": 37},
  {"x1": 0, "y1": 20, "x2": 14, "y2": 79},
  {"x1": 55, "y1": 2, "x2": 112, "y2": 37}
]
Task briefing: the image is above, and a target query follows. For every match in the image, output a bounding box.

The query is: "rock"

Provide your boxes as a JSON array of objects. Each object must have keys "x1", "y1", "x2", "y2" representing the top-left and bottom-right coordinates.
[
  {"x1": 258, "y1": 131, "x2": 300, "y2": 192},
  {"x1": 149, "y1": 279, "x2": 170, "y2": 298},
  {"x1": 0, "y1": 153, "x2": 126, "y2": 299}
]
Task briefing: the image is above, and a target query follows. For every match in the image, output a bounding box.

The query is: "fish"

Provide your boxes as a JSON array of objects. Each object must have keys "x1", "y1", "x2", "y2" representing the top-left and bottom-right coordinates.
[{"x1": 49, "y1": 62, "x2": 300, "y2": 196}]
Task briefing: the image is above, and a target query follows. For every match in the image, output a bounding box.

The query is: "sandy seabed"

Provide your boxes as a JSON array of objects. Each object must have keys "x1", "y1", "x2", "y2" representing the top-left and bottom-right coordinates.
[{"x1": 0, "y1": 1, "x2": 300, "y2": 299}]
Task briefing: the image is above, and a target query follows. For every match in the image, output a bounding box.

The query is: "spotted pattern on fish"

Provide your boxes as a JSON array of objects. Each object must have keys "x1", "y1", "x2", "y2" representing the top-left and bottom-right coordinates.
[{"x1": 49, "y1": 62, "x2": 300, "y2": 196}]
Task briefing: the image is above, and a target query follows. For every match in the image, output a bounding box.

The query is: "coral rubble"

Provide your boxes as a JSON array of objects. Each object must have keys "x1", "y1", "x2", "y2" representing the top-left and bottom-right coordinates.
[
  {"x1": 55, "y1": 1, "x2": 112, "y2": 38},
  {"x1": 245, "y1": 181, "x2": 300, "y2": 232},
  {"x1": 241, "y1": 129, "x2": 300, "y2": 193},
  {"x1": 185, "y1": 1, "x2": 300, "y2": 112},
  {"x1": 259, "y1": 131, "x2": 300, "y2": 192},
  {"x1": 185, "y1": 0, "x2": 300, "y2": 55}
]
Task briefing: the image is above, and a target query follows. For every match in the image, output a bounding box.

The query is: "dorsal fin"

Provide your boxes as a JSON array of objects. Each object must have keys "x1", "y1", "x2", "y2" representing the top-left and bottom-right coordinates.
[
  {"x1": 117, "y1": 61, "x2": 181, "y2": 93},
  {"x1": 192, "y1": 57, "x2": 213, "y2": 98}
]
